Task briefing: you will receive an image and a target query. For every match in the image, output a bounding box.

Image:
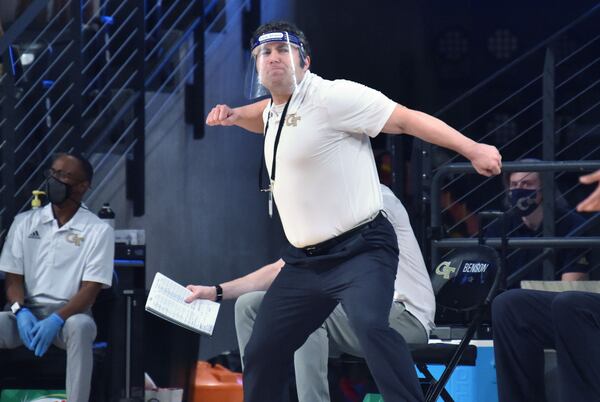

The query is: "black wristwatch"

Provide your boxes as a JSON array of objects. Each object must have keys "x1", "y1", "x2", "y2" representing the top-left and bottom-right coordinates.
[{"x1": 214, "y1": 285, "x2": 223, "y2": 302}]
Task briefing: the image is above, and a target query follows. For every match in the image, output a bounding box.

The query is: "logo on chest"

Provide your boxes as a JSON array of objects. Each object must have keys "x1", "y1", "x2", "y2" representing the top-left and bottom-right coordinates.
[
  {"x1": 28, "y1": 230, "x2": 41, "y2": 240},
  {"x1": 285, "y1": 114, "x2": 302, "y2": 127},
  {"x1": 66, "y1": 233, "x2": 85, "y2": 247}
]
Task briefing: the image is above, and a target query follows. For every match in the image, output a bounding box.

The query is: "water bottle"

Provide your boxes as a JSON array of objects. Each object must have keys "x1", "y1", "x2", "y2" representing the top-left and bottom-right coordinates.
[{"x1": 98, "y1": 203, "x2": 115, "y2": 228}]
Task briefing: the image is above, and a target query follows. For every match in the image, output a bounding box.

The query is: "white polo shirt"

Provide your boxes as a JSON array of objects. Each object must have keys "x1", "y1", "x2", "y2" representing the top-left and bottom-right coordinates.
[
  {"x1": 382, "y1": 185, "x2": 435, "y2": 333},
  {"x1": 264, "y1": 71, "x2": 397, "y2": 248},
  {"x1": 0, "y1": 204, "x2": 114, "y2": 305}
]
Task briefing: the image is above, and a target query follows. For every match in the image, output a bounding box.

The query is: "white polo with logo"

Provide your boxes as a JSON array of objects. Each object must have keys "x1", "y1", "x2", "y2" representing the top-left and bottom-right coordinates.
[
  {"x1": 263, "y1": 71, "x2": 397, "y2": 248},
  {"x1": 0, "y1": 204, "x2": 114, "y2": 305}
]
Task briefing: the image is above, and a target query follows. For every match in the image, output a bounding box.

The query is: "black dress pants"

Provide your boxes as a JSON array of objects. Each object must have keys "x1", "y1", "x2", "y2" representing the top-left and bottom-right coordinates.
[
  {"x1": 492, "y1": 289, "x2": 600, "y2": 402},
  {"x1": 242, "y1": 214, "x2": 424, "y2": 402}
]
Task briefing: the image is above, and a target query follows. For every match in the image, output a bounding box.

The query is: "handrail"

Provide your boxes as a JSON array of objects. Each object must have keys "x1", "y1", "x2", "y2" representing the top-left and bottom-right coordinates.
[
  {"x1": 145, "y1": 0, "x2": 197, "y2": 61},
  {"x1": 0, "y1": 0, "x2": 49, "y2": 55},
  {"x1": 81, "y1": 2, "x2": 134, "y2": 66},
  {"x1": 145, "y1": 18, "x2": 200, "y2": 86},
  {"x1": 0, "y1": 0, "x2": 236, "y2": 225},
  {"x1": 437, "y1": 30, "x2": 600, "y2": 171},
  {"x1": 433, "y1": 237, "x2": 600, "y2": 249},
  {"x1": 431, "y1": 161, "x2": 600, "y2": 229},
  {"x1": 11, "y1": 0, "x2": 72, "y2": 79}
]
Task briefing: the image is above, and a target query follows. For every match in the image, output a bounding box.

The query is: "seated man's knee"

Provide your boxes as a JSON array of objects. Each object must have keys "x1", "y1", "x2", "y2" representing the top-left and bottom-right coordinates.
[
  {"x1": 0, "y1": 312, "x2": 19, "y2": 348},
  {"x1": 551, "y1": 291, "x2": 585, "y2": 323},
  {"x1": 0, "y1": 312, "x2": 15, "y2": 328},
  {"x1": 235, "y1": 291, "x2": 265, "y2": 322},
  {"x1": 492, "y1": 289, "x2": 528, "y2": 326},
  {"x1": 63, "y1": 314, "x2": 97, "y2": 343}
]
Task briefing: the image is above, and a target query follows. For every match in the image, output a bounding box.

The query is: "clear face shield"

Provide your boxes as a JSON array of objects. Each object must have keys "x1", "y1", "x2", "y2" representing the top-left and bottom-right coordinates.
[{"x1": 245, "y1": 31, "x2": 307, "y2": 99}]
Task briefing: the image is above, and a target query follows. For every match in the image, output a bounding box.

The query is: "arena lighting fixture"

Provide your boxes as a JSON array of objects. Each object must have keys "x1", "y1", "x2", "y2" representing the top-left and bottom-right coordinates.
[
  {"x1": 488, "y1": 29, "x2": 518, "y2": 60},
  {"x1": 437, "y1": 29, "x2": 469, "y2": 61}
]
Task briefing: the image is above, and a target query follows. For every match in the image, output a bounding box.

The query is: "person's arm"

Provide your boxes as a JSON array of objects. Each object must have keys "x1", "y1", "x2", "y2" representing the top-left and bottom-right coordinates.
[
  {"x1": 5, "y1": 273, "x2": 38, "y2": 351},
  {"x1": 382, "y1": 105, "x2": 502, "y2": 177},
  {"x1": 29, "y1": 281, "x2": 103, "y2": 357},
  {"x1": 205, "y1": 99, "x2": 270, "y2": 134},
  {"x1": 561, "y1": 272, "x2": 588, "y2": 281},
  {"x1": 185, "y1": 258, "x2": 284, "y2": 302},
  {"x1": 55, "y1": 281, "x2": 103, "y2": 320},
  {"x1": 577, "y1": 169, "x2": 600, "y2": 212},
  {"x1": 5, "y1": 272, "x2": 25, "y2": 305}
]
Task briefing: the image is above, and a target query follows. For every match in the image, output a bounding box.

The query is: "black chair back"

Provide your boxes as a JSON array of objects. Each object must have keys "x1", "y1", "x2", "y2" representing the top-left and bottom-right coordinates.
[{"x1": 431, "y1": 245, "x2": 502, "y2": 311}]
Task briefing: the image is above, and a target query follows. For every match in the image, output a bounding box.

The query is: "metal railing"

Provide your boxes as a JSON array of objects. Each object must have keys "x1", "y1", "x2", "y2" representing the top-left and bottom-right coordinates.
[
  {"x1": 0, "y1": 0, "x2": 226, "y2": 238},
  {"x1": 430, "y1": 161, "x2": 600, "y2": 286},
  {"x1": 418, "y1": 4, "x2": 600, "y2": 263}
]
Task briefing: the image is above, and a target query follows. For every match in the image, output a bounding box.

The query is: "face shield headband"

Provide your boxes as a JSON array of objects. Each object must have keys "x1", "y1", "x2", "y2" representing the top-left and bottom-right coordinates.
[
  {"x1": 245, "y1": 31, "x2": 307, "y2": 99},
  {"x1": 251, "y1": 32, "x2": 307, "y2": 60}
]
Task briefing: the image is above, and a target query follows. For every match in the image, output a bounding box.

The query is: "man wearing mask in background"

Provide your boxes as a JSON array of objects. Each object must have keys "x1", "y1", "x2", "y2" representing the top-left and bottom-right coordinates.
[
  {"x1": 487, "y1": 160, "x2": 589, "y2": 286},
  {"x1": 0, "y1": 153, "x2": 114, "y2": 401},
  {"x1": 491, "y1": 170, "x2": 600, "y2": 401}
]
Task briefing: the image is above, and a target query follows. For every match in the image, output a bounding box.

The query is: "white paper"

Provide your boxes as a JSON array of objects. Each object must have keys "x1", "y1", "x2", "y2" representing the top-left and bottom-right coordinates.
[{"x1": 145, "y1": 272, "x2": 220, "y2": 335}]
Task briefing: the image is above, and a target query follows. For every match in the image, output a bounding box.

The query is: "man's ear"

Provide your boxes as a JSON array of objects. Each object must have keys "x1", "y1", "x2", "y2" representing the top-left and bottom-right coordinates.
[
  {"x1": 303, "y1": 55, "x2": 311, "y2": 71},
  {"x1": 77, "y1": 180, "x2": 91, "y2": 194}
]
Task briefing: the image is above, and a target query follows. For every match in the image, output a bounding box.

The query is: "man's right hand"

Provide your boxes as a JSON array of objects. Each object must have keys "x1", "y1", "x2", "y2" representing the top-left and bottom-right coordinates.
[
  {"x1": 206, "y1": 104, "x2": 238, "y2": 126},
  {"x1": 185, "y1": 285, "x2": 217, "y2": 303},
  {"x1": 15, "y1": 307, "x2": 38, "y2": 350}
]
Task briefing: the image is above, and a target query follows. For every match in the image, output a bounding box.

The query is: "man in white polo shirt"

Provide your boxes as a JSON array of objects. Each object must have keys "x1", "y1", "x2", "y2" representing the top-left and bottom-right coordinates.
[
  {"x1": 205, "y1": 21, "x2": 501, "y2": 402},
  {"x1": 0, "y1": 153, "x2": 114, "y2": 402},
  {"x1": 186, "y1": 184, "x2": 435, "y2": 402}
]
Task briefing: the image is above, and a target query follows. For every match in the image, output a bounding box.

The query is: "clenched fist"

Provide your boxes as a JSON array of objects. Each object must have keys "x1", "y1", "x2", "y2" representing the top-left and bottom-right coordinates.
[{"x1": 206, "y1": 104, "x2": 239, "y2": 126}]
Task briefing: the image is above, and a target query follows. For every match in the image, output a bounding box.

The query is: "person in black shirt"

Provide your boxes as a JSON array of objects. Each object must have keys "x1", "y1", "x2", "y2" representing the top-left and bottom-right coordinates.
[
  {"x1": 487, "y1": 168, "x2": 588, "y2": 286},
  {"x1": 491, "y1": 168, "x2": 600, "y2": 402}
]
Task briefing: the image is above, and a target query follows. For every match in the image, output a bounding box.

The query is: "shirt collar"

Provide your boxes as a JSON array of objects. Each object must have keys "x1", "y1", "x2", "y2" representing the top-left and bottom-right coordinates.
[
  {"x1": 40, "y1": 203, "x2": 88, "y2": 231},
  {"x1": 288, "y1": 70, "x2": 312, "y2": 114}
]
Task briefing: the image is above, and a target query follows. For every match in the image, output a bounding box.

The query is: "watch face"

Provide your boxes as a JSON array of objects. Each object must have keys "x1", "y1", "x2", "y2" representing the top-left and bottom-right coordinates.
[{"x1": 10, "y1": 302, "x2": 21, "y2": 314}]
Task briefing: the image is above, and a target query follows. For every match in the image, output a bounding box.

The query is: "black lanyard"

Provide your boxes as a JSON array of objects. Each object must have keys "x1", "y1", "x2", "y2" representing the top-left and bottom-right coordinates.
[
  {"x1": 259, "y1": 95, "x2": 292, "y2": 191},
  {"x1": 266, "y1": 95, "x2": 292, "y2": 185}
]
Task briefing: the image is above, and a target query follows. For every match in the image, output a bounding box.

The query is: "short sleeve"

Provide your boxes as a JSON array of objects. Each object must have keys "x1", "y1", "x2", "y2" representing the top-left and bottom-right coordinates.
[
  {"x1": 0, "y1": 216, "x2": 25, "y2": 275},
  {"x1": 82, "y1": 224, "x2": 114, "y2": 288},
  {"x1": 324, "y1": 80, "x2": 396, "y2": 137}
]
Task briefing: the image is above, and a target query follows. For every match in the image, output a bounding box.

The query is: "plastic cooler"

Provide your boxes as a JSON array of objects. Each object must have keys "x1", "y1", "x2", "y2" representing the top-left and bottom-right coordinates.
[{"x1": 192, "y1": 361, "x2": 243, "y2": 402}]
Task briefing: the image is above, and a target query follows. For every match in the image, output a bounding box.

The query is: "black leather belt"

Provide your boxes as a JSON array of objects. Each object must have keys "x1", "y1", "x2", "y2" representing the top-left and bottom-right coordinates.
[{"x1": 303, "y1": 212, "x2": 384, "y2": 256}]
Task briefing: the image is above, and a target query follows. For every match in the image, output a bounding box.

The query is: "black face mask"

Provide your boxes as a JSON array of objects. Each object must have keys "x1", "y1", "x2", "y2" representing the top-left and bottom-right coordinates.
[
  {"x1": 45, "y1": 176, "x2": 72, "y2": 205},
  {"x1": 509, "y1": 188, "x2": 540, "y2": 217}
]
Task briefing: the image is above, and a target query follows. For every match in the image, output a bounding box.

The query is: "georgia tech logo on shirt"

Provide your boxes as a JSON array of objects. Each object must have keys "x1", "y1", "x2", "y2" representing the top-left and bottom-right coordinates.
[
  {"x1": 435, "y1": 260, "x2": 457, "y2": 280},
  {"x1": 286, "y1": 114, "x2": 301, "y2": 127},
  {"x1": 66, "y1": 233, "x2": 84, "y2": 246}
]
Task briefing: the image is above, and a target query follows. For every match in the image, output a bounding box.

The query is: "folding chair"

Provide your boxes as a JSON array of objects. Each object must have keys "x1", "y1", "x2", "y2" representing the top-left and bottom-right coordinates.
[{"x1": 415, "y1": 243, "x2": 503, "y2": 402}]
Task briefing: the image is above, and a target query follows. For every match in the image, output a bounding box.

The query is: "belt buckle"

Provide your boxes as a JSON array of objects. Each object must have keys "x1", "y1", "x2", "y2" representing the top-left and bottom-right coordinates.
[{"x1": 305, "y1": 245, "x2": 317, "y2": 256}]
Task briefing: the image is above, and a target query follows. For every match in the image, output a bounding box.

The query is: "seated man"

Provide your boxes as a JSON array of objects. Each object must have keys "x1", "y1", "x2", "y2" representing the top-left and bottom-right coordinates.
[
  {"x1": 0, "y1": 153, "x2": 114, "y2": 401},
  {"x1": 492, "y1": 169, "x2": 600, "y2": 402},
  {"x1": 488, "y1": 164, "x2": 589, "y2": 286},
  {"x1": 186, "y1": 184, "x2": 435, "y2": 402}
]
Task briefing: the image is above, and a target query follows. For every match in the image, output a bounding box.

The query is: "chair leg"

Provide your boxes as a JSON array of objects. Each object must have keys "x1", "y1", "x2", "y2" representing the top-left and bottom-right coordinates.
[
  {"x1": 417, "y1": 364, "x2": 455, "y2": 402},
  {"x1": 426, "y1": 308, "x2": 486, "y2": 402}
]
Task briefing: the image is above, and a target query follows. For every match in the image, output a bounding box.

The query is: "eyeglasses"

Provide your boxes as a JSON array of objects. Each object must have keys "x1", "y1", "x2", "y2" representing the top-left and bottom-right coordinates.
[{"x1": 44, "y1": 168, "x2": 80, "y2": 182}]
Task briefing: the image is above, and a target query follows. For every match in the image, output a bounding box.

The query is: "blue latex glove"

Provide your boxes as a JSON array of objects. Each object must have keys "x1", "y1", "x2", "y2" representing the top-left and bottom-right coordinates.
[
  {"x1": 15, "y1": 307, "x2": 38, "y2": 350},
  {"x1": 30, "y1": 313, "x2": 64, "y2": 357}
]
